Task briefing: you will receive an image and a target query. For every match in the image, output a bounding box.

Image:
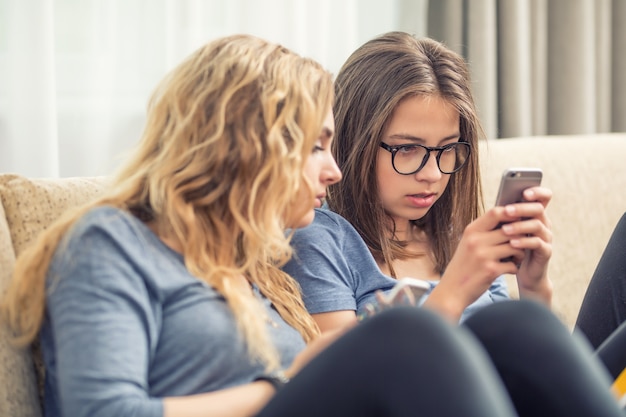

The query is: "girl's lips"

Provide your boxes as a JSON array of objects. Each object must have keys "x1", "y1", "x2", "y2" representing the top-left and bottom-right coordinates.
[
  {"x1": 314, "y1": 196, "x2": 325, "y2": 208},
  {"x1": 406, "y1": 194, "x2": 436, "y2": 208}
]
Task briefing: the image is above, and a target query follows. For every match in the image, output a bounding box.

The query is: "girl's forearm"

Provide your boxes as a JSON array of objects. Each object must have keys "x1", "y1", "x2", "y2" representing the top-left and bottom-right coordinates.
[
  {"x1": 518, "y1": 276, "x2": 553, "y2": 307},
  {"x1": 163, "y1": 381, "x2": 275, "y2": 417}
]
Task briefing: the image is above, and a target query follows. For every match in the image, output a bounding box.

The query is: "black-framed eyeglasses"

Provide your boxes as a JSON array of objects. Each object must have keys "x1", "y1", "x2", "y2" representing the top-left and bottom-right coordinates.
[{"x1": 379, "y1": 141, "x2": 471, "y2": 175}]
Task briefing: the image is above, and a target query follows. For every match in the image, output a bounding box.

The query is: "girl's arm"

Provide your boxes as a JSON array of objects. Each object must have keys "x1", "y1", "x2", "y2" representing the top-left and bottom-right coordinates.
[
  {"x1": 164, "y1": 383, "x2": 275, "y2": 417},
  {"x1": 166, "y1": 322, "x2": 352, "y2": 416},
  {"x1": 311, "y1": 310, "x2": 358, "y2": 333}
]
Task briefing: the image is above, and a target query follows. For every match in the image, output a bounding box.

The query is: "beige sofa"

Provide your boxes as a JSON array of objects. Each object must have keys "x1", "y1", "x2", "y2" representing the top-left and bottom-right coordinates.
[{"x1": 1, "y1": 133, "x2": 625, "y2": 416}]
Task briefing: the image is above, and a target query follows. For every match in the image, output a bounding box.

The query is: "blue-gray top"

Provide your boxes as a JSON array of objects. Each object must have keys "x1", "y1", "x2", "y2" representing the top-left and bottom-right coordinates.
[
  {"x1": 41, "y1": 206, "x2": 305, "y2": 417},
  {"x1": 283, "y1": 208, "x2": 510, "y2": 322}
]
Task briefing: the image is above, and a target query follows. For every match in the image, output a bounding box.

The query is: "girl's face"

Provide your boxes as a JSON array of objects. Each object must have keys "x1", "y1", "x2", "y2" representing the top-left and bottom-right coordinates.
[
  {"x1": 290, "y1": 110, "x2": 342, "y2": 228},
  {"x1": 376, "y1": 95, "x2": 460, "y2": 231}
]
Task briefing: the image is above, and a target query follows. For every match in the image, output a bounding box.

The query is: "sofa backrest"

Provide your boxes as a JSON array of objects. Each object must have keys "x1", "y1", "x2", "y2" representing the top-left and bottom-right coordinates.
[{"x1": 0, "y1": 174, "x2": 107, "y2": 417}]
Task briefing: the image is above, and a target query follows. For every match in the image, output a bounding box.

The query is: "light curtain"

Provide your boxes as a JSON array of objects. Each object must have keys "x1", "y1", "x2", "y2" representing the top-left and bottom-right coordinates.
[
  {"x1": 1, "y1": 0, "x2": 623, "y2": 177},
  {"x1": 428, "y1": 0, "x2": 626, "y2": 140},
  {"x1": 0, "y1": 0, "x2": 426, "y2": 177}
]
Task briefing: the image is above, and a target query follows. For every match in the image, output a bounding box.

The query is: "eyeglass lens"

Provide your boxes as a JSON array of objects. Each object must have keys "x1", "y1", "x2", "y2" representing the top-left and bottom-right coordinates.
[{"x1": 393, "y1": 143, "x2": 470, "y2": 174}]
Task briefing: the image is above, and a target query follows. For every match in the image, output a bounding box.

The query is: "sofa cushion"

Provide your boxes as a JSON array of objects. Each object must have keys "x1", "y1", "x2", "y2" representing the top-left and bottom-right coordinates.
[
  {"x1": 0, "y1": 174, "x2": 107, "y2": 417},
  {"x1": 0, "y1": 175, "x2": 108, "y2": 255},
  {"x1": 0, "y1": 199, "x2": 42, "y2": 417}
]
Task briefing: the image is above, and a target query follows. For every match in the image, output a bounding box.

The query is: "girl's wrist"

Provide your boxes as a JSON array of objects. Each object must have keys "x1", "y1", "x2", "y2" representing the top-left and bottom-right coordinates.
[
  {"x1": 254, "y1": 370, "x2": 290, "y2": 392},
  {"x1": 518, "y1": 276, "x2": 553, "y2": 306},
  {"x1": 422, "y1": 286, "x2": 465, "y2": 323}
]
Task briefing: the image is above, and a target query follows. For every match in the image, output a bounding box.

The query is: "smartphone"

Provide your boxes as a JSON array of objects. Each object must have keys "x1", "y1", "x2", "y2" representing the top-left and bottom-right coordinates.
[
  {"x1": 495, "y1": 168, "x2": 543, "y2": 207},
  {"x1": 494, "y1": 168, "x2": 543, "y2": 262},
  {"x1": 383, "y1": 277, "x2": 430, "y2": 304}
]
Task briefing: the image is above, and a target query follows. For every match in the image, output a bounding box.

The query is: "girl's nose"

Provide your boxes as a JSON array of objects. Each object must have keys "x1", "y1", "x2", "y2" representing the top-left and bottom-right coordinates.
[{"x1": 414, "y1": 153, "x2": 443, "y2": 182}]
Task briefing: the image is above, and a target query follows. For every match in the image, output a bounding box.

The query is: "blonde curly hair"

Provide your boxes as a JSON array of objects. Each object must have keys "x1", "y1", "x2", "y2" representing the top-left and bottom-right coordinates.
[{"x1": 2, "y1": 34, "x2": 333, "y2": 370}]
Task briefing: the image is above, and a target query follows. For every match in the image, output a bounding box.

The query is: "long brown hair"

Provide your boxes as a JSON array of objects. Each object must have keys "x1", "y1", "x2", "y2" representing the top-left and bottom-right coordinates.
[
  {"x1": 2, "y1": 34, "x2": 333, "y2": 370},
  {"x1": 329, "y1": 32, "x2": 484, "y2": 276}
]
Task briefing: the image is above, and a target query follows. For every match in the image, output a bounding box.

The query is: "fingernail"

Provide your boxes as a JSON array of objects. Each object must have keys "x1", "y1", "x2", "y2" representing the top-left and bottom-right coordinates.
[
  {"x1": 502, "y1": 224, "x2": 513, "y2": 233},
  {"x1": 505, "y1": 205, "x2": 516, "y2": 215}
]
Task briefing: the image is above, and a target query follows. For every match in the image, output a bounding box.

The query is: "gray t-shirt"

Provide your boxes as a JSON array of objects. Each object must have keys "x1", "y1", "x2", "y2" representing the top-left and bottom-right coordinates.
[
  {"x1": 41, "y1": 206, "x2": 305, "y2": 417},
  {"x1": 283, "y1": 208, "x2": 510, "y2": 321}
]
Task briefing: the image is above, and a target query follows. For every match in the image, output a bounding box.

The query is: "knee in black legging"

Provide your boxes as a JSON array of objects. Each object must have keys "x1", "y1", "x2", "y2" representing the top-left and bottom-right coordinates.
[
  {"x1": 285, "y1": 306, "x2": 517, "y2": 417},
  {"x1": 464, "y1": 300, "x2": 620, "y2": 417}
]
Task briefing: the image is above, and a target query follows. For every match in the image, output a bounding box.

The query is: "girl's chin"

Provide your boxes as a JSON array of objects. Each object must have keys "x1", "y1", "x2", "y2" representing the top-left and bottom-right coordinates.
[
  {"x1": 390, "y1": 208, "x2": 430, "y2": 224},
  {"x1": 290, "y1": 210, "x2": 315, "y2": 229},
  {"x1": 411, "y1": 209, "x2": 430, "y2": 221}
]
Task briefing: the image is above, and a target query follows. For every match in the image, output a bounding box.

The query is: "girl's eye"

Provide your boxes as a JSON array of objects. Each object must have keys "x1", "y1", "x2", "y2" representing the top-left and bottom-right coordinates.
[
  {"x1": 313, "y1": 145, "x2": 324, "y2": 153},
  {"x1": 441, "y1": 145, "x2": 455, "y2": 154},
  {"x1": 396, "y1": 146, "x2": 420, "y2": 155}
]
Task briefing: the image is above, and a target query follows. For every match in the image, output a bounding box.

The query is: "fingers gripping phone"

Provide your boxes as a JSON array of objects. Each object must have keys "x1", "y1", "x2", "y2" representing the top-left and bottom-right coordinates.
[{"x1": 494, "y1": 168, "x2": 543, "y2": 208}]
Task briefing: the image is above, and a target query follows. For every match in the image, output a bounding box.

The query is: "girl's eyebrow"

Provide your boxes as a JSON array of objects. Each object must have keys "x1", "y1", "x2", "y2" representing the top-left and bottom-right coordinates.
[{"x1": 387, "y1": 133, "x2": 461, "y2": 144}]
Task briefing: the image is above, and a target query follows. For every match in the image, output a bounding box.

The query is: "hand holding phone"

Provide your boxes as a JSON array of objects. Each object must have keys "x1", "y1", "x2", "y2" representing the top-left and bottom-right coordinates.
[
  {"x1": 358, "y1": 277, "x2": 430, "y2": 321},
  {"x1": 382, "y1": 277, "x2": 430, "y2": 305}
]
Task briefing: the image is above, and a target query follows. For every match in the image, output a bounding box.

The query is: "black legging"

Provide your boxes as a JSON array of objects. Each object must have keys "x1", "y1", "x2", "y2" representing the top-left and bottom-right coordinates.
[
  {"x1": 576, "y1": 212, "x2": 626, "y2": 378},
  {"x1": 466, "y1": 300, "x2": 623, "y2": 417},
  {"x1": 257, "y1": 301, "x2": 623, "y2": 417}
]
